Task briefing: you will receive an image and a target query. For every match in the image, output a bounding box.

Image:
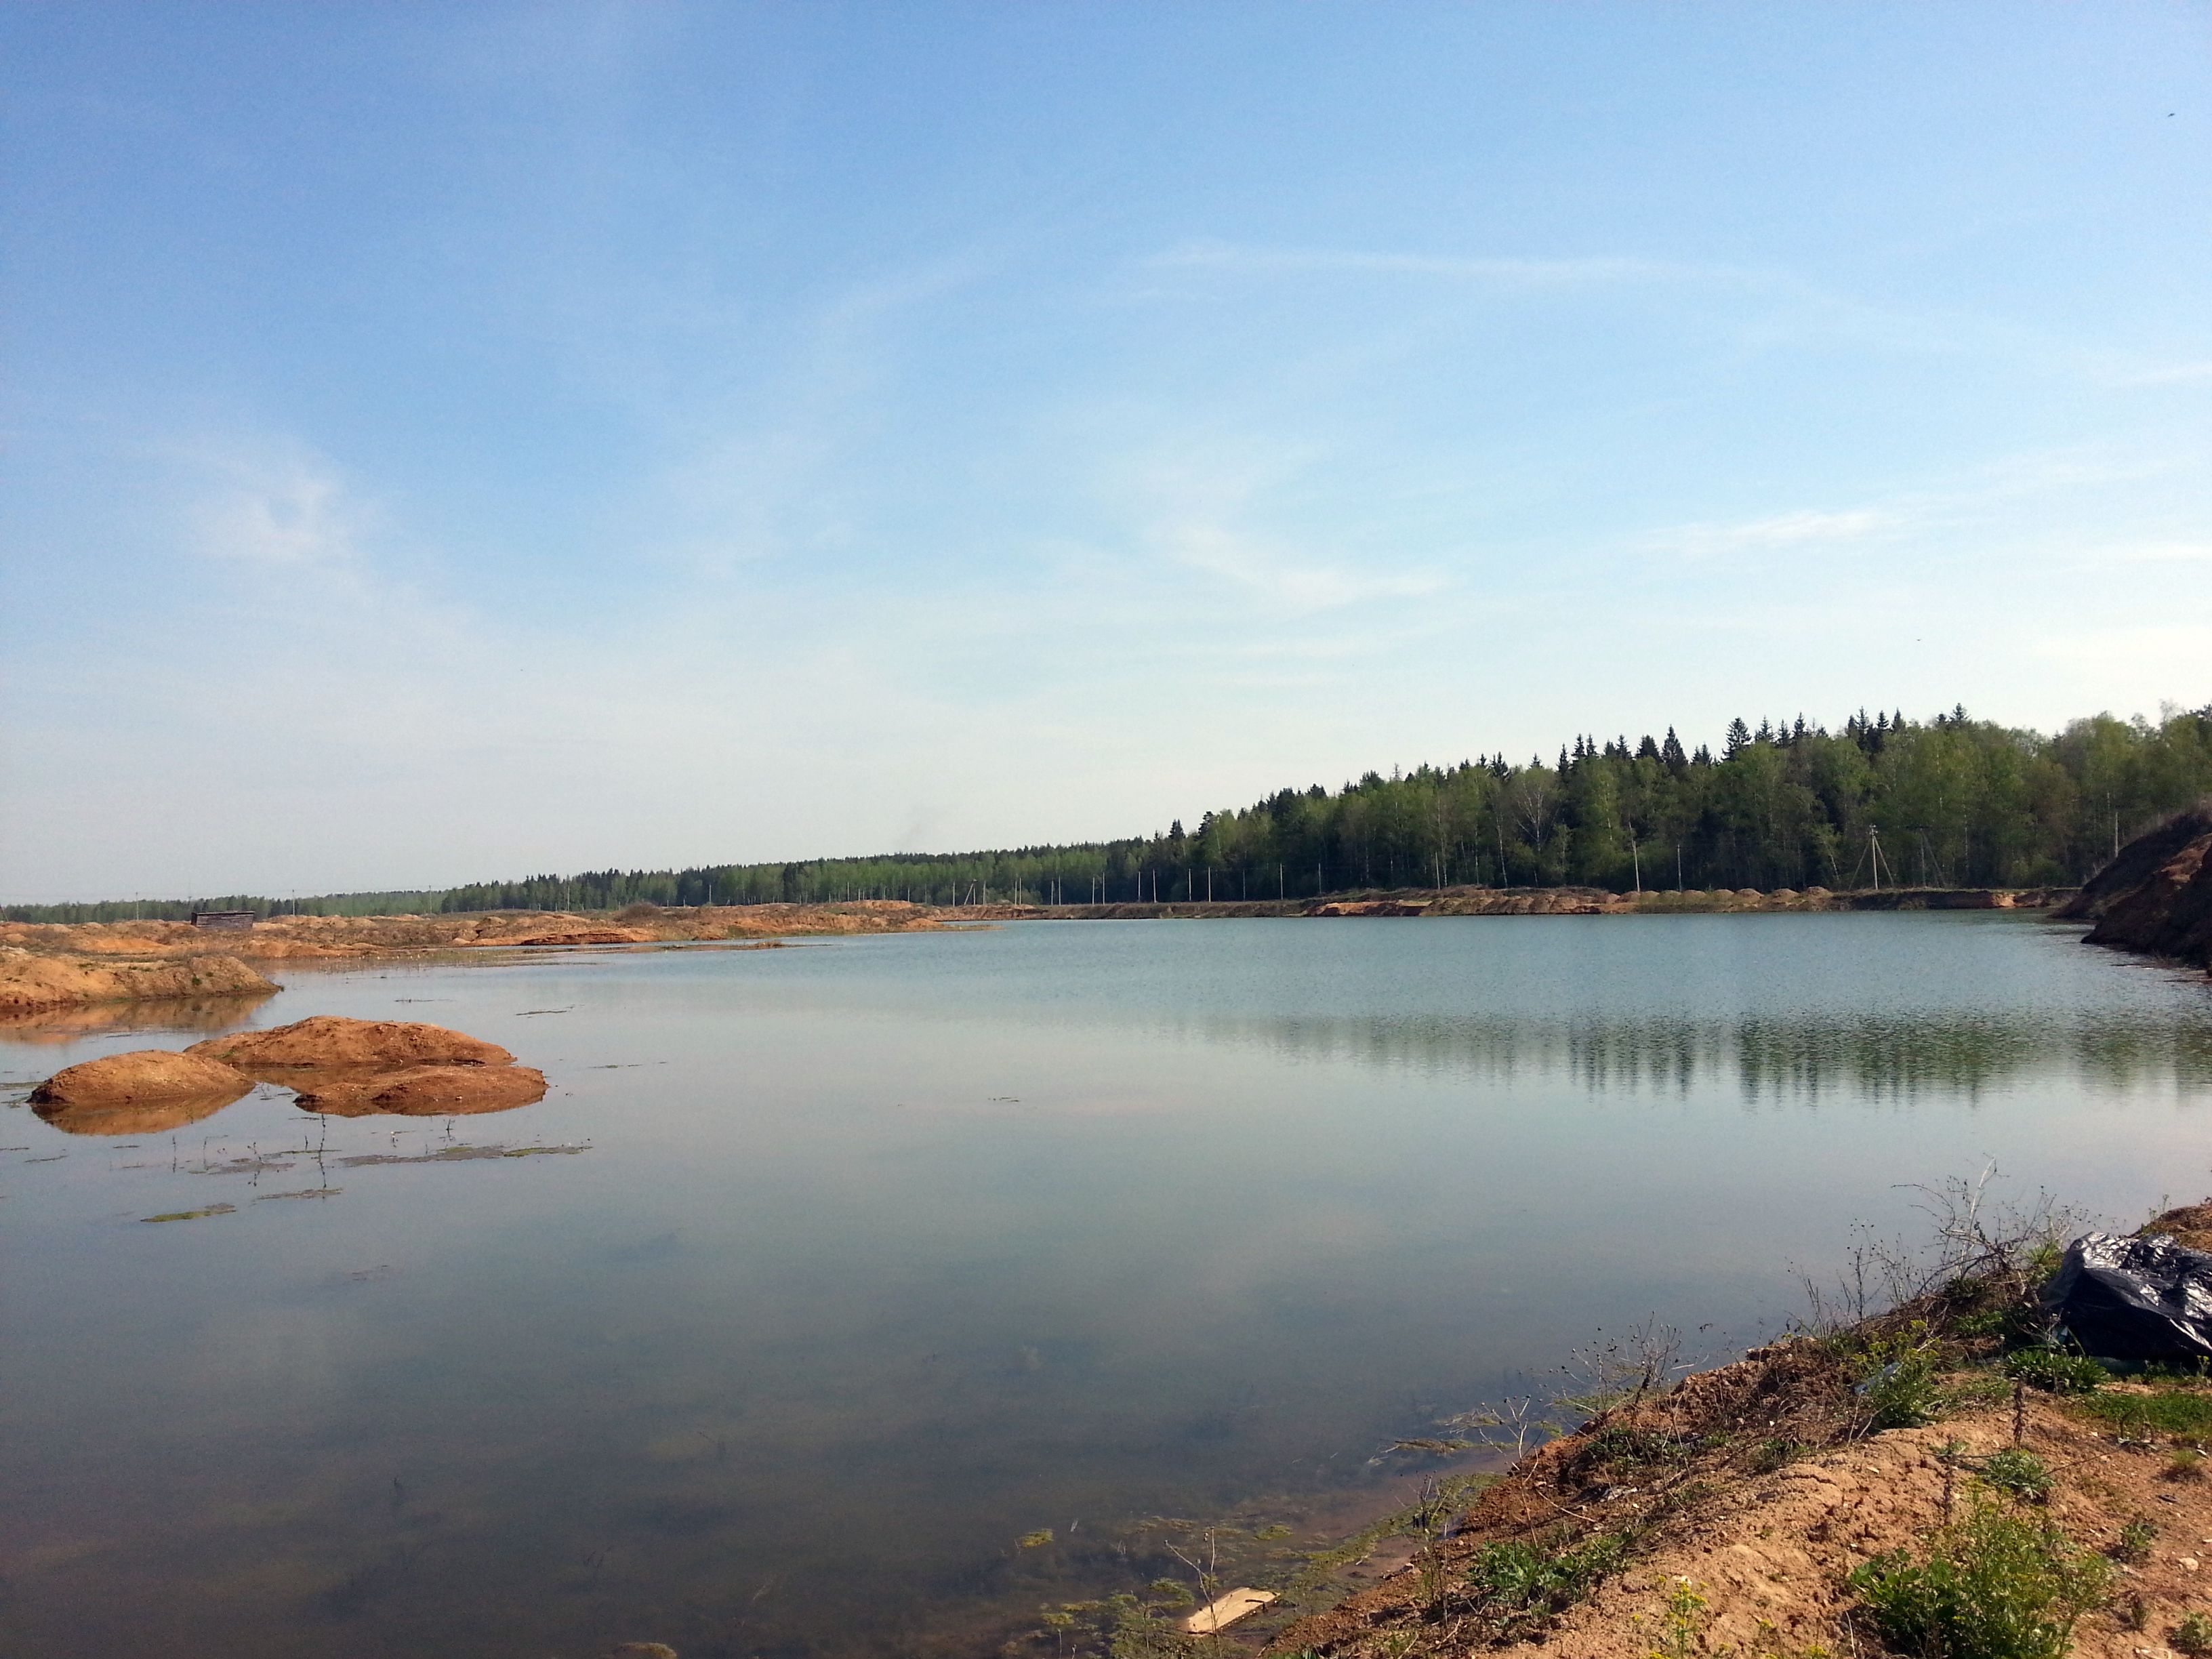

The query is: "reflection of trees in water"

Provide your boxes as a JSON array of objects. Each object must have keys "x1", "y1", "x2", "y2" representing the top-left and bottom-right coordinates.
[{"x1": 1170, "y1": 1011, "x2": 2212, "y2": 1103}]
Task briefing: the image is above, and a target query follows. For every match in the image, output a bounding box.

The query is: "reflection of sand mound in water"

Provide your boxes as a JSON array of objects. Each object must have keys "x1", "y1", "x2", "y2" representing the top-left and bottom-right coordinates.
[
  {"x1": 29, "y1": 1050, "x2": 254, "y2": 1134},
  {"x1": 293, "y1": 1064, "x2": 548, "y2": 1117},
  {"x1": 0, "y1": 996, "x2": 278, "y2": 1046},
  {"x1": 187, "y1": 1015, "x2": 513, "y2": 1070},
  {"x1": 36, "y1": 1094, "x2": 250, "y2": 1136}
]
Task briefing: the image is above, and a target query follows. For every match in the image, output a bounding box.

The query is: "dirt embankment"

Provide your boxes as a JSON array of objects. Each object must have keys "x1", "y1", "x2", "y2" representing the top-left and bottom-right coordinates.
[
  {"x1": 0, "y1": 902, "x2": 939, "y2": 1015},
  {"x1": 0, "y1": 945, "x2": 276, "y2": 1014},
  {"x1": 0, "y1": 900, "x2": 942, "y2": 965},
  {"x1": 2060, "y1": 802, "x2": 2212, "y2": 973},
  {"x1": 1258, "y1": 1205, "x2": 2212, "y2": 1659}
]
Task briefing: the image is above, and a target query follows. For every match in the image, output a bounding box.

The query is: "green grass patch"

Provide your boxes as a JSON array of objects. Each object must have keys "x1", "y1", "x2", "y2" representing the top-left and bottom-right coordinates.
[{"x1": 2072, "y1": 1388, "x2": 2212, "y2": 1439}]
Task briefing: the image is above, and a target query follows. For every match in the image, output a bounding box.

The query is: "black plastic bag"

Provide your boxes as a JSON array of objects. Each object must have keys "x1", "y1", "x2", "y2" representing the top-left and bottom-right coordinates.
[{"x1": 2042, "y1": 1231, "x2": 2212, "y2": 1362}]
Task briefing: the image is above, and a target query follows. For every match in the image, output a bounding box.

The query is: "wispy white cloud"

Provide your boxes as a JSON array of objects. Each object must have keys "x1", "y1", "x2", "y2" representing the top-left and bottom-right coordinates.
[
  {"x1": 1145, "y1": 239, "x2": 1732, "y2": 289},
  {"x1": 1160, "y1": 519, "x2": 1444, "y2": 611},
  {"x1": 646, "y1": 253, "x2": 991, "y2": 577},
  {"x1": 1644, "y1": 506, "x2": 1902, "y2": 561},
  {"x1": 1118, "y1": 444, "x2": 1446, "y2": 615},
  {"x1": 1637, "y1": 438, "x2": 2205, "y2": 571},
  {"x1": 2115, "y1": 361, "x2": 2212, "y2": 386},
  {"x1": 184, "y1": 440, "x2": 369, "y2": 568},
  {"x1": 2100, "y1": 540, "x2": 2212, "y2": 564},
  {"x1": 1134, "y1": 239, "x2": 2116, "y2": 373}
]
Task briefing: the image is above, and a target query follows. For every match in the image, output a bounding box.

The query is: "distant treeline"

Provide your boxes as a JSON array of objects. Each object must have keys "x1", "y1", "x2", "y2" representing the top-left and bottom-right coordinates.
[{"x1": 12, "y1": 703, "x2": 2211, "y2": 922}]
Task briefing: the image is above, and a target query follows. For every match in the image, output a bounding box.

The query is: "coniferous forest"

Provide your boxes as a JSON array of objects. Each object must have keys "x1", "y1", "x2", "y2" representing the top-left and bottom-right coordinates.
[{"x1": 13, "y1": 703, "x2": 2212, "y2": 922}]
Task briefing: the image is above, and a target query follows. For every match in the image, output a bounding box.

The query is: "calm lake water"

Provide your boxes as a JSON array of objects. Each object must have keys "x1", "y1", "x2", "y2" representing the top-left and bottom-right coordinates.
[{"x1": 3, "y1": 914, "x2": 2209, "y2": 1658}]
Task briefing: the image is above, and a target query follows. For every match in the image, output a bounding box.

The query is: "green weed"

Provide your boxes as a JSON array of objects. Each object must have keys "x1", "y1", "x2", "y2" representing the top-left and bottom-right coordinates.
[
  {"x1": 1857, "y1": 1326, "x2": 1945, "y2": 1431},
  {"x1": 2173, "y1": 1612, "x2": 2212, "y2": 1658},
  {"x1": 1587, "y1": 1425, "x2": 1696, "y2": 1471},
  {"x1": 1464, "y1": 1531, "x2": 1630, "y2": 1639},
  {"x1": 1645, "y1": 1576, "x2": 1708, "y2": 1659},
  {"x1": 1973, "y1": 1449, "x2": 2051, "y2": 1503},
  {"x1": 1748, "y1": 1437, "x2": 1807, "y2": 1474},
  {"x1": 1849, "y1": 1502, "x2": 2109, "y2": 1659},
  {"x1": 2001, "y1": 1350, "x2": 2106, "y2": 1395},
  {"x1": 1942, "y1": 1374, "x2": 2012, "y2": 1408},
  {"x1": 2108, "y1": 1518, "x2": 2156, "y2": 1563}
]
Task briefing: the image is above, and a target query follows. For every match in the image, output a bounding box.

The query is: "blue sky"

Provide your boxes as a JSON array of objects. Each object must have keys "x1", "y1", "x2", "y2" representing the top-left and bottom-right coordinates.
[{"x1": 5, "y1": 3, "x2": 2209, "y2": 901}]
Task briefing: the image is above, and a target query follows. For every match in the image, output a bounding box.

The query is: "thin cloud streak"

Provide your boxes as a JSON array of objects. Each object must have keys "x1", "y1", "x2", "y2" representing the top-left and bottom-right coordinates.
[
  {"x1": 1144, "y1": 238, "x2": 1736, "y2": 288},
  {"x1": 1650, "y1": 508, "x2": 1902, "y2": 561},
  {"x1": 2117, "y1": 361, "x2": 2212, "y2": 386}
]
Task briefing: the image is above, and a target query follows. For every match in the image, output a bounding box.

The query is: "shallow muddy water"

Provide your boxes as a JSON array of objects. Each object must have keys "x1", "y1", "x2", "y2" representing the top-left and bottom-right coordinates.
[{"x1": 3, "y1": 914, "x2": 2209, "y2": 1657}]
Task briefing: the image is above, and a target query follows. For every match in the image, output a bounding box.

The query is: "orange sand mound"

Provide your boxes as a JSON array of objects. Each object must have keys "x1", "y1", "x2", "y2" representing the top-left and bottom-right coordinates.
[
  {"x1": 0, "y1": 947, "x2": 276, "y2": 1013},
  {"x1": 187, "y1": 1015, "x2": 512, "y2": 1071},
  {"x1": 30, "y1": 1048, "x2": 253, "y2": 1108}
]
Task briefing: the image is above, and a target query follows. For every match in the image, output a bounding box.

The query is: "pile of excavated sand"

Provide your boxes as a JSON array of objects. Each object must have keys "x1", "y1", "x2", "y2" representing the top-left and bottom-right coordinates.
[
  {"x1": 186, "y1": 1015, "x2": 512, "y2": 1069},
  {"x1": 29, "y1": 1050, "x2": 255, "y2": 1134},
  {"x1": 190, "y1": 1016, "x2": 546, "y2": 1117},
  {"x1": 0, "y1": 946, "x2": 276, "y2": 1013},
  {"x1": 28, "y1": 1016, "x2": 546, "y2": 1128}
]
